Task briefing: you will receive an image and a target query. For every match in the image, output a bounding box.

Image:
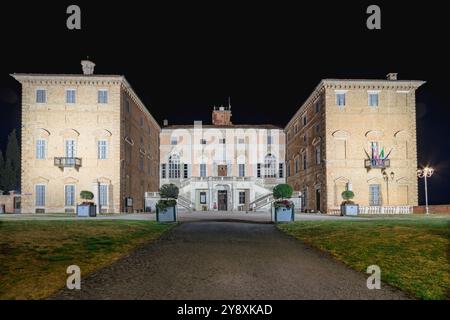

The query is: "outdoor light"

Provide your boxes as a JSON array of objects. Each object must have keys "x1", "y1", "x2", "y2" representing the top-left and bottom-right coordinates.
[{"x1": 417, "y1": 167, "x2": 434, "y2": 214}]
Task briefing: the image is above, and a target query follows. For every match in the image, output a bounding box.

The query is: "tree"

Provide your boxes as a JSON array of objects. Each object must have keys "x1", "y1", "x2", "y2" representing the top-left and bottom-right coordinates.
[
  {"x1": 341, "y1": 190, "x2": 355, "y2": 204},
  {"x1": 273, "y1": 184, "x2": 293, "y2": 200},
  {"x1": 0, "y1": 150, "x2": 4, "y2": 192},
  {"x1": 5, "y1": 129, "x2": 20, "y2": 191},
  {"x1": 80, "y1": 190, "x2": 94, "y2": 203},
  {"x1": 159, "y1": 183, "x2": 179, "y2": 199},
  {"x1": 2, "y1": 159, "x2": 15, "y2": 192}
]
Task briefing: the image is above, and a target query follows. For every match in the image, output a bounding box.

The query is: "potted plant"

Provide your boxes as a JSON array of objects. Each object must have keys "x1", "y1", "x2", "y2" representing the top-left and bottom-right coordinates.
[
  {"x1": 156, "y1": 184, "x2": 179, "y2": 222},
  {"x1": 272, "y1": 184, "x2": 295, "y2": 222},
  {"x1": 76, "y1": 190, "x2": 96, "y2": 217},
  {"x1": 340, "y1": 190, "x2": 359, "y2": 216}
]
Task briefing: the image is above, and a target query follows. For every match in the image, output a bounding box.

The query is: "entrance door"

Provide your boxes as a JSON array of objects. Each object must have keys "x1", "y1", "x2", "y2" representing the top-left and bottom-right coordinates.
[
  {"x1": 315, "y1": 188, "x2": 321, "y2": 212},
  {"x1": 369, "y1": 184, "x2": 381, "y2": 206},
  {"x1": 218, "y1": 190, "x2": 227, "y2": 210},
  {"x1": 218, "y1": 165, "x2": 227, "y2": 177}
]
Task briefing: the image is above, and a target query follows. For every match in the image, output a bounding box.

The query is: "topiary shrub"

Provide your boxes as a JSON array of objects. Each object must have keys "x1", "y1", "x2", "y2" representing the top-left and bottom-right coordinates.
[
  {"x1": 341, "y1": 190, "x2": 355, "y2": 205},
  {"x1": 273, "y1": 184, "x2": 293, "y2": 208},
  {"x1": 157, "y1": 184, "x2": 179, "y2": 212},
  {"x1": 159, "y1": 184, "x2": 179, "y2": 199},
  {"x1": 80, "y1": 190, "x2": 94, "y2": 204},
  {"x1": 273, "y1": 184, "x2": 293, "y2": 200}
]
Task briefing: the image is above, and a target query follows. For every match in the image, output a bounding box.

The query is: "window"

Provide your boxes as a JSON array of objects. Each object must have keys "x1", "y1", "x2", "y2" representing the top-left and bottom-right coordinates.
[
  {"x1": 302, "y1": 115, "x2": 307, "y2": 126},
  {"x1": 315, "y1": 99, "x2": 321, "y2": 113},
  {"x1": 99, "y1": 184, "x2": 108, "y2": 206},
  {"x1": 65, "y1": 185, "x2": 75, "y2": 206},
  {"x1": 294, "y1": 123, "x2": 299, "y2": 134},
  {"x1": 200, "y1": 163, "x2": 206, "y2": 177},
  {"x1": 267, "y1": 136, "x2": 273, "y2": 145},
  {"x1": 336, "y1": 92, "x2": 346, "y2": 106},
  {"x1": 36, "y1": 89, "x2": 46, "y2": 103},
  {"x1": 35, "y1": 185, "x2": 46, "y2": 206},
  {"x1": 302, "y1": 153, "x2": 307, "y2": 170},
  {"x1": 139, "y1": 157, "x2": 144, "y2": 171},
  {"x1": 171, "y1": 137, "x2": 178, "y2": 145},
  {"x1": 140, "y1": 117, "x2": 144, "y2": 127},
  {"x1": 66, "y1": 89, "x2": 76, "y2": 104},
  {"x1": 36, "y1": 139, "x2": 46, "y2": 159},
  {"x1": 264, "y1": 154, "x2": 276, "y2": 178},
  {"x1": 257, "y1": 163, "x2": 261, "y2": 178},
  {"x1": 219, "y1": 138, "x2": 226, "y2": 144},
  {"x1": 315, "y1": 124, "x2": 320, "y2": 134},
  {"x1": 295, "y1": 157, "x2": 299, "y2": 174},
  {"x1": 98, "y1": 140, "x2": 108, "y2": 159},
  {"x1": 200, "y1": 138, "x2": 207, "y2": 145},
  {"x1": 148, "y1": 160, "x2": 152, "y2": 176},
  {"x1": 65, "y1": 140, "x2": 76, "y2": 158},
  {"x1": 200, "y1": 192, "x2": 207, "y2": 204},
  {"x1": 168, "y1": 154, "x2": 180, "y2": 178},
  {"x1": 161, "y1": 164, "x2": 167, "y2": 179},
  {"x1": 239, "y1": 191, "x2": 246, "y2": 204},
  {"x1": 315, "y1": 145, "x2": 321, "y2": 165},
  {"x1": 183, "y1": 164, "x2": 189, "y2": 179},
  {"x1": 125, "y1": 99, "x2": 131, "y2": 113},
  {"x1": 239, "y1": 164, "x2": 245, "y2": 177},
  {"x1": 279, "y1": 163, "x2": 284, "y2": 178},
  {"x1": 368, "y1": 92, "x2": 379, "y2": 107},
  {"x1": 238, "y1": 138, "x2": 245, "y2": 144},
  {"x1": 287, "y1": 160, "x2": 291, "y2": 177},
  {"x1": 98, "y1": 90, "x2": 108, "y2": 104},
  {"x1": 303, "y1": 134, "x2": 307, "y2": 143}
]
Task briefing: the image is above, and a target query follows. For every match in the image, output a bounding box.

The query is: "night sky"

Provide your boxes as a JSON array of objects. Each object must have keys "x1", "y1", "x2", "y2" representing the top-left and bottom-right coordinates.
[{"x1": 1, "y1": 2, "x2": 449, "y2": 204}]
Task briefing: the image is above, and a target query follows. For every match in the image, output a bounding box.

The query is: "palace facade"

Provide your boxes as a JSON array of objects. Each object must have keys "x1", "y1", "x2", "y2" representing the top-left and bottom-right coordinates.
[
  {"x1": 159, "y1": 106, "x2": 286, "y2": 211},
  {"x1": 284, "y1": 74, "x2": 425, "y2": 213},
  {"x1": 12, "y1": 61, "x2": 160, "y2": 213},
  {"x1": 12, "y1": 62, "x2": 424, "y2": 214}
]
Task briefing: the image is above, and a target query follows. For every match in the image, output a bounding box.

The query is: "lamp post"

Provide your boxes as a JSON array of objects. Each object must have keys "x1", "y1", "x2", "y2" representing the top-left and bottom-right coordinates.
[
  {"x1": 382, "y1": 170, "x2": 395, "y2": 205},
  {"x1": 417, "y1": 167, "x2": 434, "y2": 215}
]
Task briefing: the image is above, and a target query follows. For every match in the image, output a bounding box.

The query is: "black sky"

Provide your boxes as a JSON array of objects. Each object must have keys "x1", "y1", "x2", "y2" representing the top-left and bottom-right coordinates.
[{"x1": 1, "y1": 1, "x2": 449, "y2": 204}]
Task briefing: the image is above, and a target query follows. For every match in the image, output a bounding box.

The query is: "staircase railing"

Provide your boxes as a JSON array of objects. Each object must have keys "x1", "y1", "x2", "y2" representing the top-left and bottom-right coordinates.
[
  {"x1": 249, "y1": 193, "x2": 274, "y2": 211},
  {"x1": 177, "y1": 195, "x2": 195, "y2": 211}
]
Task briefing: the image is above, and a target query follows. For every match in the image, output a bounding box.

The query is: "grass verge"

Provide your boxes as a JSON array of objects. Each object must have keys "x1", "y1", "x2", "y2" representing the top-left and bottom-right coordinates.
[
  {"x1": 278, "y1": 217, "x2": 450, "y2": 299},
  {"x1": 0, "y1": 220, "x2": 174, "y2": 299}
]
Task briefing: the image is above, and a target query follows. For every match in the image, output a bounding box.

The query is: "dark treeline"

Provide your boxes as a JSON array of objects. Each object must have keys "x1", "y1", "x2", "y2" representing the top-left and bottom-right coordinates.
[{"x1": 0, "y1": 129, "x2": 20, "y2": 194}]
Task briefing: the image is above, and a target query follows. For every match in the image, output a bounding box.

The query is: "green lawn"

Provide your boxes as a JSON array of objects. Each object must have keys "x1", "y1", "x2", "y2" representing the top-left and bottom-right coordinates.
[
  {"x1": 0, "y1": 220, "x2": 174, "y2": 299},
  {"x1": 278, "y1": 217, "x2": 450, "y2": 300}
]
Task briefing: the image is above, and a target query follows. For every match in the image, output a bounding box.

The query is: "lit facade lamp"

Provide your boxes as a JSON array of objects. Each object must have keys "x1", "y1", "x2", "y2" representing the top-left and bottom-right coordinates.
[
  {"x1": 417, "y1": 167, "x2": 434, "y2": 215},
  {"x1": 382, "y1": 170, "x2": 395, "y2": 205}
]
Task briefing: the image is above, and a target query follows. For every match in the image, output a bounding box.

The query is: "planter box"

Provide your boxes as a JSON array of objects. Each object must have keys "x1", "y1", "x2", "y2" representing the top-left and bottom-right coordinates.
[
  {"x1": 272, "y1": 205, "x2": 295, "y2": 222},
  {"x1": 156, "y1": 206, "x2": 177, "y2": 222},
  {"x1": 341, "y1": 204, "x2": 359, "y2": 216},
  {"x1": 77, "y1": 204, "x2": 97, "y2": 217}
]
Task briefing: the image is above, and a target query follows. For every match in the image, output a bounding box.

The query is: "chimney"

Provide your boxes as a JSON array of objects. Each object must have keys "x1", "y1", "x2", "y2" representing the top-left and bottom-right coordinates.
[
  {"x1": 81, "y1": 60, "x2": 96, "y2": 75},
  {"x1": 163, "y1": 119, "x2": 168, "y2": 126},
  {"x1": 386, "y1": 73, "x2": 398, "y2": 80}
]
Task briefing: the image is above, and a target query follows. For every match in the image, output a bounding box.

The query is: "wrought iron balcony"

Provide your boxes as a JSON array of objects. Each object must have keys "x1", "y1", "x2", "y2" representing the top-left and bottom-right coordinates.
[
  {"x1": 365, "y1": 159, "x2": 390, "y2": 169},
  {"x1": 54, "y1": 157, "x2": 82, "y2": 170}
]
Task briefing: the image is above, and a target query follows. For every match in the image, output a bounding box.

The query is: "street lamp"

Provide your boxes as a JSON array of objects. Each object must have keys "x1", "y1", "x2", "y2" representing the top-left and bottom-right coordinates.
[
  {"x1": 382, "y1": 170, "x2": 395, "y2": 205},
  {"x1": 417, "y1": 167, "x2": 434, "y2": 215}
]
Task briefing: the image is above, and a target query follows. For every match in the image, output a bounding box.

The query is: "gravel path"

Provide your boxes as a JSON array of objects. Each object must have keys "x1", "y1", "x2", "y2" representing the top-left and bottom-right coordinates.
[{"x1": 52, "y1": 221, "x2": 409, "y2": 300}]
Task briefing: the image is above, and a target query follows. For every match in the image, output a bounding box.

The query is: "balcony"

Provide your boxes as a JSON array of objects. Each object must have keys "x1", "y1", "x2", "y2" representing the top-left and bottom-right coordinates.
[
  {"x1": 365, "y1": 159, "x2": 390, "y2": 169},
  {"x1": 54, "y1": 157, "x2": 82, "y2": 170}
]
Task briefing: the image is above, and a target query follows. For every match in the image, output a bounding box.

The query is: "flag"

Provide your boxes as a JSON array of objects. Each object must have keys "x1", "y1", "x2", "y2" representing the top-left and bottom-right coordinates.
[{"x1": 380, "y1": 147, "x2": 385, "y2": 159}]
